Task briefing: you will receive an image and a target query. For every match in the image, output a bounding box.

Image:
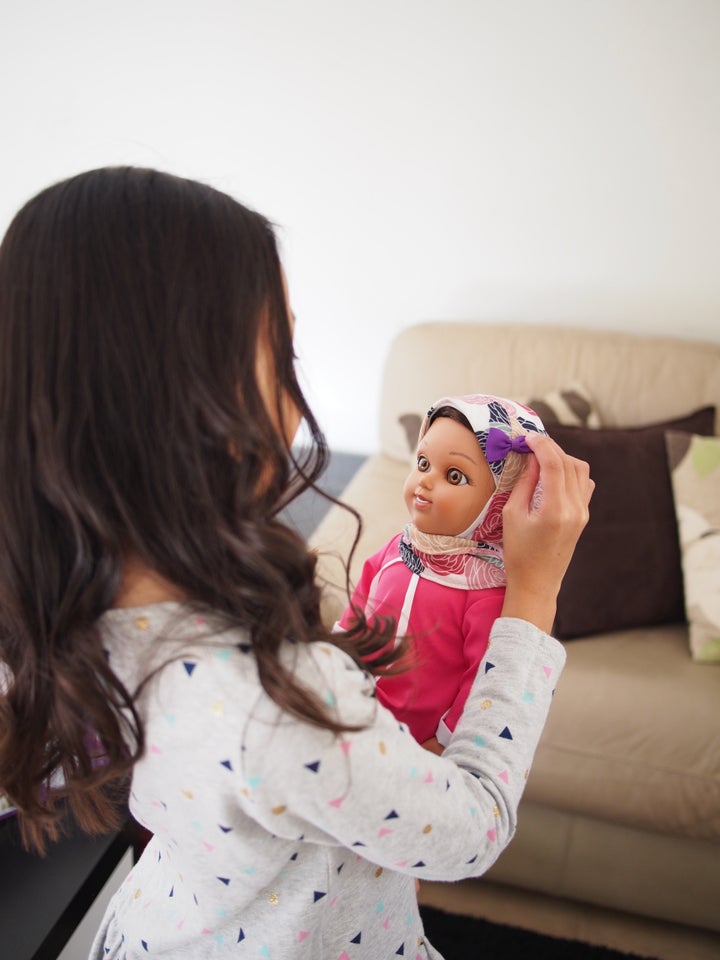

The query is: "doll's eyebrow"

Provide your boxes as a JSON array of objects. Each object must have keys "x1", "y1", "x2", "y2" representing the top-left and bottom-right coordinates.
[{"x1": 448, "y1": 451, "x2": 477, "y2": 464}]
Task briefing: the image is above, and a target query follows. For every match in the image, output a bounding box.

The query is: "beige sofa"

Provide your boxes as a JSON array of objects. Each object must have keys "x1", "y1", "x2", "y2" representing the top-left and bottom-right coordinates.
[{"x1": 310, "y1": 322, "x2": 720, "y2": 960}]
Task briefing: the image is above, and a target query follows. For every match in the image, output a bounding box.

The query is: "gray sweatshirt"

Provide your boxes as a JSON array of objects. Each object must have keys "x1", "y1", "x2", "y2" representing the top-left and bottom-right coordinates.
[{"x1": 90, "y1": 602, "x2": 565, "y2": 960}]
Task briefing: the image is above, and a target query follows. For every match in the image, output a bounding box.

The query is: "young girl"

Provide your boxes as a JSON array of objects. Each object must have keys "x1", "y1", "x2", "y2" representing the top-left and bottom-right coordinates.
[
  {"x1": 0, "y1": 167, "x2": 592, "y2": 960},
  {"x1": 338, "y1": 395, "x2": 547, "y2": 754}
]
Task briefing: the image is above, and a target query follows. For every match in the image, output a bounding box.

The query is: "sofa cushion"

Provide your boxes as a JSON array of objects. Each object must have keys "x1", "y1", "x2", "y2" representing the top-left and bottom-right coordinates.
[
  {"x1": 526, "y1": 625, "x2": 720, "y2": 841},
  {"x1": 548, "y1": 407, "x2": 716, "y2": 640},
  {"x1": 666, "y1": 431, "x2": 720, "y2": 662}
]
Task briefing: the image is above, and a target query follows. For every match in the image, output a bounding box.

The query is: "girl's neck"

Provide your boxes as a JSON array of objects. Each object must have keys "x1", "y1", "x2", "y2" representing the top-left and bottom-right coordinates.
[{"x1": 113, "y1": 556, "x2": 187, "y2": 609}]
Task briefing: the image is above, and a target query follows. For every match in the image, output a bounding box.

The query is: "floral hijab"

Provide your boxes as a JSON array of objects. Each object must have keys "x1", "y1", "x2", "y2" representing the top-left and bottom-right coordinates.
[{"x1": 400, "y1": 394, "x2": 547, "y2": 589}]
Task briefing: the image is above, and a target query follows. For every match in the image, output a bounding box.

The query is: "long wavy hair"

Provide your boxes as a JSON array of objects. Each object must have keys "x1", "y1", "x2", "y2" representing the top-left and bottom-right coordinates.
[{"x1": 0, "y1": 167, "x2": 396, "y2": 852}]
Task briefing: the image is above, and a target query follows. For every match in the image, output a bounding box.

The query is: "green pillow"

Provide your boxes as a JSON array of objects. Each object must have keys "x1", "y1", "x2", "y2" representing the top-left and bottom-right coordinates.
[{"x1": 666, "y1": 432, "x2": 720, "y2": 662}]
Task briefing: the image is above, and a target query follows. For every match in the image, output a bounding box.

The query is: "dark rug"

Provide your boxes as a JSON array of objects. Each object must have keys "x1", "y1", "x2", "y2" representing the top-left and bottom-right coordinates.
[{"x1": 419, "y1": 905, "x2": 660, "y2": 960}]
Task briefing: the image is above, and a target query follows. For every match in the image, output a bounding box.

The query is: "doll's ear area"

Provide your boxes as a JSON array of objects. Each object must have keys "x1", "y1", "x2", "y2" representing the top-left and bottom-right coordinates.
[{"x1": 398, "y1": 414, "x2": 423, "y2": 456}]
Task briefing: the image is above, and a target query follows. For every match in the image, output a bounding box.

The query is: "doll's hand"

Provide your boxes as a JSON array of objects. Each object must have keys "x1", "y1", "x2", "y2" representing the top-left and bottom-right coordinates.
[
  {"x1": 421, "y1": 736, "x2": 444, "y2": 756},
  {"x1": 501, "y1": 432, "x2": 593, "y2": 633}
]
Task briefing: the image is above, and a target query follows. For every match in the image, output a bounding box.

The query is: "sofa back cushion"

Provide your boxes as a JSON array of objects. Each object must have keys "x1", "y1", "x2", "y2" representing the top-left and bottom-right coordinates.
[{"x1": 380, "y1": 323, "x2": 720, "y2": 461}]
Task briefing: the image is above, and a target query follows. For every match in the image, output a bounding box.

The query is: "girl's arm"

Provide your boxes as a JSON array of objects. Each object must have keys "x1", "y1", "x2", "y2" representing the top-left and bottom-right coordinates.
[{"x1": 244, "y1": 620, "x2": 564, "y2": 883}]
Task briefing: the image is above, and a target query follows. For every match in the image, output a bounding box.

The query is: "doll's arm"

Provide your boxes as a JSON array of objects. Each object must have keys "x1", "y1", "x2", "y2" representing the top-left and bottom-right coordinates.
[
  {"x1": 434, "y1": 588, "x2": 506, "y2": 746},
  {"x1": 335, "y1": 537, "x2": 398, "y2": 631}
]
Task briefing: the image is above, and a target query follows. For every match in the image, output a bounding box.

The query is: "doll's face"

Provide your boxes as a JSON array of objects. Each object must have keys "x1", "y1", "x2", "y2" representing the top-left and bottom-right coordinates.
[{"x1": 403, "y1": 416, "x2": 496, "y2": 536}]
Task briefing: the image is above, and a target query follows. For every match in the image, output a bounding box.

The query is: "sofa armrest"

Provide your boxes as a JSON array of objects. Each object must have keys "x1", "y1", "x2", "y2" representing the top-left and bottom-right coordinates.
[{"x1": 310, "y1": 454, "x2": 408, "y2": 626}]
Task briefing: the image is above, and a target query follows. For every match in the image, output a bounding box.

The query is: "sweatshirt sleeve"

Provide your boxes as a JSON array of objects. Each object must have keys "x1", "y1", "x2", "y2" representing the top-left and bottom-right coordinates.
[{"x1": 240, "y1": 617, "x2": 566, "y2": 883}]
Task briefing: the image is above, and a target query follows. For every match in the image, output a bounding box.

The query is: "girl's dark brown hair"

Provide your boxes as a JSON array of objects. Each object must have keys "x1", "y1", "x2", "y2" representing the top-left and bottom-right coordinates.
[{"x1": 0, "y1": 167, "x2": 395, "y2": 852}]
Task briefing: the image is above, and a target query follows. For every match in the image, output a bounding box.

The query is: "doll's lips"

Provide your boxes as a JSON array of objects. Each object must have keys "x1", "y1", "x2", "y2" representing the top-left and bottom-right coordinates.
[{"x1": 413, "y1": 493, "x2": 431, "y2": 508}]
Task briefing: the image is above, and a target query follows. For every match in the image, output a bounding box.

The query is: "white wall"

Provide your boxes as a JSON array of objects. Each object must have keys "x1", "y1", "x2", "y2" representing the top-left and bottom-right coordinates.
[{"x1": 1, "y1": 0, "x2": 718, "y2": 453}]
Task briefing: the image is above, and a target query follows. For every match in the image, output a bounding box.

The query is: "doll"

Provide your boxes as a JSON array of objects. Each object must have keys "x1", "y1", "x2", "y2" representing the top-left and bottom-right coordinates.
[{"x1": 338, "y1": 394, "x2": 547, "y2": 753}]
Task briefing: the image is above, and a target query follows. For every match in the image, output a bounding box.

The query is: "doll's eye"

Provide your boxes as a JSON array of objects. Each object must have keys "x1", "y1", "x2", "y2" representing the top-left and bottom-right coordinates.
[
  {"x1": 447, "y1": 468, "x2": 469, "y2": 486},
  {"x1": 417, "y1": 455, "x2": 430, "y2": 472}
]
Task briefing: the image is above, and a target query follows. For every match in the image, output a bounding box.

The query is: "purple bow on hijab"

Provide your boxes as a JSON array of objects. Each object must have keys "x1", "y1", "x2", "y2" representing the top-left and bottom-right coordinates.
[{"x1": 485, "y1": 426, "x2": 532, "y2": 461}]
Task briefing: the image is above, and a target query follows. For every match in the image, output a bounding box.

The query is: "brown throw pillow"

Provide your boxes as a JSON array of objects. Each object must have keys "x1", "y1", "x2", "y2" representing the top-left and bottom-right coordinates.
[{"x1": 548, "y1": 407, "x2": 716, "y2": 640}]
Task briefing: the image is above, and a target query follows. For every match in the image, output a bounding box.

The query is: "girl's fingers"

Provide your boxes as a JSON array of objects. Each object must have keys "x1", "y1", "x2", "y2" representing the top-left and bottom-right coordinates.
[
  {"x1": 524, "y1": 432, "x2": 594, "y2": 520},
  {"x1": 501, "y1": 433, "x2": 594, "y2": 632}
]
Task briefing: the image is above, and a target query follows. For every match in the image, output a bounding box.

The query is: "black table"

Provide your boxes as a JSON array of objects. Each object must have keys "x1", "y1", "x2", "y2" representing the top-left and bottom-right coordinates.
[{"x1": 0, "y1": 815, "x2": 139, "y2": 960}]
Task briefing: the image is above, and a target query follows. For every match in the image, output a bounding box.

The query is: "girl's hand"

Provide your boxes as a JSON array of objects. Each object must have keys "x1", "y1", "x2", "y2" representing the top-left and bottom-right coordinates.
[{"x1": 501, "y1": 433, "x2": 594, "y2": 633}]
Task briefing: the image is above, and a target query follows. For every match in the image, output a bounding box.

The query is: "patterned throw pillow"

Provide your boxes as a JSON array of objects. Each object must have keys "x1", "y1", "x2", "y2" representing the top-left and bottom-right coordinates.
[
  {"x1": 398, "y1": 381, "x2": 600, "y2": 456},
  {"x1": 666, "y1": 432, "x2": 720, "y2": 662},
  {"x1": 524, "y1": 381, "x2": 601, "y2": 430}
]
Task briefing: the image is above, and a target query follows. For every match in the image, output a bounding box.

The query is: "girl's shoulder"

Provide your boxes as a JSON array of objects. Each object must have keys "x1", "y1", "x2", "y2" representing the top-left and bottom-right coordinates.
[
  {"x1": 100, "y1": 601, "x2": 377, "y2": 727},
  {"x1": 99, "y1": 601, "x2": 257, "y2": 693}
]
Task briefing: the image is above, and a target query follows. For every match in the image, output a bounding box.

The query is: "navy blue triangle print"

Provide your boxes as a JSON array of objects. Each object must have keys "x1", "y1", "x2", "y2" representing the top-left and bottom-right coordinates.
[
  {"x1": 517, "y1": 415, "x2": 542, "y2": 436},
  {"x1": 487, "y1": 400, "x2": 511, "y2": 431},
  {"x1": 351, "y1": 932, "x2": 362, "y2": 944},
  {"x1": 499, "y1": 726, "x2": 513, "y2": 740},
  {"x1": 384, "y1": 809, "x2": 399, "y2": 820},
  {"x1": 313, "y1": 890, "x2": 327, "y2": 902},
  {"x1": 182, "y1": 661, "x2": 196, "y2": 676},
  {"x1": 305, "y1": 760, "x2": 321, "y2": 773},
  {"x1": 484, "y1": 661, "x2": 496, "y2": 673}
]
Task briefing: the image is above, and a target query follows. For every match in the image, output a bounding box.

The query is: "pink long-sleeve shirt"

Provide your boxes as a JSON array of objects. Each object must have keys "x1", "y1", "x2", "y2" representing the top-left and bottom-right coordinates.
[{"x1": 339, "y1": 534, "x2": 505, "y2": 745}]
